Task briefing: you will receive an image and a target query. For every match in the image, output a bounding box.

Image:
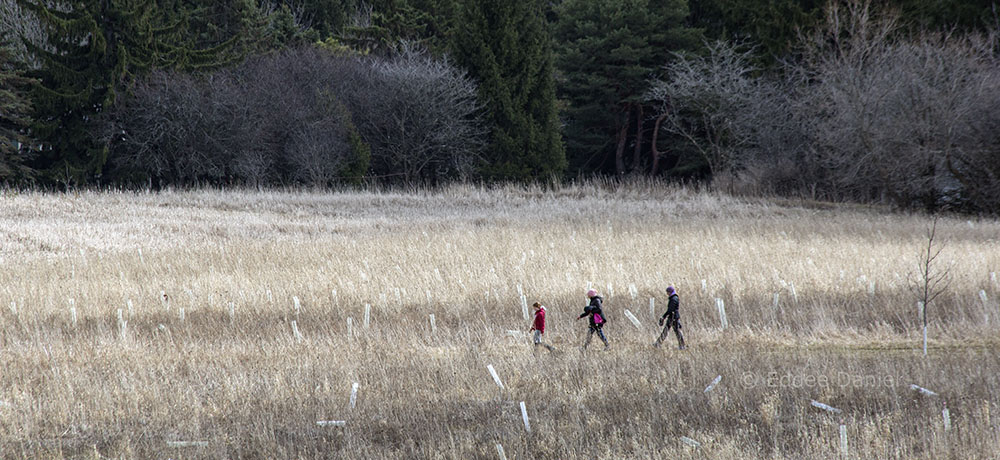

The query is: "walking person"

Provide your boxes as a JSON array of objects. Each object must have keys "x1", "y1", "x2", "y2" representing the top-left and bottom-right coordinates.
[
  {"x1": 654, "y1": 286, "x2": 686, "y2": 349},
  {"x1": 529, "y1": 302, "x2": 555, "y2": 352},
  {"x1": 578, "y1": 289, "x2": 609, "y2": 350}
]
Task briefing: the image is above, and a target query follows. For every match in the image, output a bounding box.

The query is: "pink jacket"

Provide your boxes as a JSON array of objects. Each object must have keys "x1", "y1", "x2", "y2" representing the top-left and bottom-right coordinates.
[{"x1": 531, "y1": 307, "x2": 546, "y2": 333}]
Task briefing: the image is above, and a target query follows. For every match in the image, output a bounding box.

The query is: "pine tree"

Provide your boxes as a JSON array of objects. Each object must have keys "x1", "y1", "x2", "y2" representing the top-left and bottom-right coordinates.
[
  {"x1": 342, "y1": 0, "x2": 458, "y2": 55},
  {"x1": 0, "y1": 31, "x2": 35, "y2": 183},
  {"x1": 295, "y1": 0, "x2": 355, "y2": 39},
  {"x1": 17, "y1": 0, "x2": 240, "y2": 185},
  {"x1": 554, "y1": 0, "x2": 699, "y2": 176},
  {"x1": 452, "y1": 0, "x2": 565, "y2": 181},
  {"x1": 688, "y1": 0, "x2": 823, "y2": 65}
]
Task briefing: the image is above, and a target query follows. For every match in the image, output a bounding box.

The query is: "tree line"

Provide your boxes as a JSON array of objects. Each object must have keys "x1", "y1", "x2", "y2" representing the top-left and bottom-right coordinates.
[{"x1": 1, "y1": 0, "x2": 998, "y2": 212}]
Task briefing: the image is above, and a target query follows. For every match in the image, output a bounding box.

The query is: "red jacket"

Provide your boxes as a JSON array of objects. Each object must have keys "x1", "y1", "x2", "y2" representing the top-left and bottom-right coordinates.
[{"x1": 531, "y1": 307, "x2": 546, "y2": 333}]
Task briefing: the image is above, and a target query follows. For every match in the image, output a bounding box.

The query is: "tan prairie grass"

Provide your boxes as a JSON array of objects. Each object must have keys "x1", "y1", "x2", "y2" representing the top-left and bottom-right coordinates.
[{"x1": 0, "y1": 183, "x2": 998, "y2": 459}]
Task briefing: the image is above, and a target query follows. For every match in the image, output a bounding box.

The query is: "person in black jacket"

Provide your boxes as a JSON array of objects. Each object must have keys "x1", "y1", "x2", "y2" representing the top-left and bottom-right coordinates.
[
  {"x1": 654, "y1": 285, "x2": 686, "y2": 349},
  {"x1": 578, "y1": 289, "x2": 609, "y2": 350}
]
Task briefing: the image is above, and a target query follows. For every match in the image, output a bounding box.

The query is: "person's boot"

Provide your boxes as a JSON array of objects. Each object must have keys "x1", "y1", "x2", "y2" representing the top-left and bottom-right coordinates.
[{"x1": 677, "y1": 330, "x2": 686, "y2": 350}]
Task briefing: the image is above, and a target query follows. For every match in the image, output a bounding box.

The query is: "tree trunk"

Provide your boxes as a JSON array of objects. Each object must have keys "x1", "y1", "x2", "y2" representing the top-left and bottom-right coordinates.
[
  {"x1": 632, "y1": 104, "x2": 643, "y2": 174},
  {"x1": 615, "y1": 108, "x2": 628, "y2": 175},
  {"x1": 650, "y1": 112, "x2": 667, "y2": 175}
]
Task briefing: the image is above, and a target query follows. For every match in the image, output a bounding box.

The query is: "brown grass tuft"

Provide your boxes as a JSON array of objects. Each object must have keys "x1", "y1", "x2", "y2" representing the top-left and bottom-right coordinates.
[{"x1": 1, "y1": 184, "x2": 998, "y2": 458}]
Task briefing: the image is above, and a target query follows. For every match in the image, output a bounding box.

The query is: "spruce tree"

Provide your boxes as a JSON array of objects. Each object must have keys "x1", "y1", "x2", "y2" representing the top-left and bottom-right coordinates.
[
  {"x1": 688, "y1": 0, "x2": 823, "y2": 65},
  {"x1": 0, "y1": 32, "x2": 35, "y2": 183},
  {"x1": 292, "y1": 0, "x2": 355, "y2": 39},
  {"x1": 554, "y1": 0, "x2": 699, "y2": 175},
  {"x1": 17, "y1": 0, "x2": 239, "y2": 185},
  {"x1": 452, "y1": 0, "x2": 565, "y2": 181},
  {"x1": 342, "y1": 0, "x2": 458, "y2": 55}
]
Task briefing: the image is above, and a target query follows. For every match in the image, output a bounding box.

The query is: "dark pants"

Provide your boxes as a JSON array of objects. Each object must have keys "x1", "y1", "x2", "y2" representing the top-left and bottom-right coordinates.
[
  {"x1": 584, "y1": 324, "x2": 608, "y2": 348},
  {"x1": 655, "y1": 315, "x2": 685, "y2": 349}
]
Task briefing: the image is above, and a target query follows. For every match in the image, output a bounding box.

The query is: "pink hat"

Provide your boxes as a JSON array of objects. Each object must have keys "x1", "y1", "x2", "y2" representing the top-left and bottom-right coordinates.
[{"x1": 586, "y1": 289, "x2": 598, "y2": 297}]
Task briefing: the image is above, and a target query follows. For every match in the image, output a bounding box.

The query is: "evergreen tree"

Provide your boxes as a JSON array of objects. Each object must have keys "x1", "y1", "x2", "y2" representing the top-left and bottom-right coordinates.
[
  {"x1": 554, "y1": 0, "x2": 699, "y2": 176},
  {"x1": 295, "y1": 0, "x2": 356, "y2": 39},
  {"x1": 452, "y1": 0, "x2": 565, "y2": 181},
  {"x1": 0, "y1": 31, "x2": 35, "y2": 183},
  {"x1": 341, "y1": 0, "x2": 457, "y2": 55},
  {"x1": 895, "y1": 0, "x2": 998, "y2": 32},
  {"x1": 17, "y1": 0, "x2": 240, "y2": 185},
  {"x1": 688, "y1": 0, "x2": 823, "y2": 65}
]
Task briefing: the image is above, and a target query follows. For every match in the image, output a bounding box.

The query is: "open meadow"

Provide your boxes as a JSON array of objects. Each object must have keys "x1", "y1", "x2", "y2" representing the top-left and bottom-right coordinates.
[{"x1": 1, "y1": 184, "x2": 999, "y2": 459}]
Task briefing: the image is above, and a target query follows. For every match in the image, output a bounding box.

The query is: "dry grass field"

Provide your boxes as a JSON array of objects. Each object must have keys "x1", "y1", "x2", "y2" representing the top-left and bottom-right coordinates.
[{"x1": 1, "y1": 183, "x2": 998, "y2": 459}]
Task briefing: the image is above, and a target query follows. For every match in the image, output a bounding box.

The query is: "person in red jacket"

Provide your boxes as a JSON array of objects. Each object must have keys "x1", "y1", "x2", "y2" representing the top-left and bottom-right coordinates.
[{"x1": 529, "y1": 302, "x2": 555, "y2": 351}]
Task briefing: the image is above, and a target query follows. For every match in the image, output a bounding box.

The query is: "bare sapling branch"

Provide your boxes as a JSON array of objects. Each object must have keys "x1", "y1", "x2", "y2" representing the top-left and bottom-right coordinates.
[{"x1": 909, "y1": 215, "x2": 952, "y2": 356}]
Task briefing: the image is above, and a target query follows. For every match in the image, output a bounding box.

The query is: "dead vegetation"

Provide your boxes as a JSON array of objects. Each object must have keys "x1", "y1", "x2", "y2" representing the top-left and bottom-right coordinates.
[{"x1": 1, "y1": 184, "x2": 997, "y2": 458}]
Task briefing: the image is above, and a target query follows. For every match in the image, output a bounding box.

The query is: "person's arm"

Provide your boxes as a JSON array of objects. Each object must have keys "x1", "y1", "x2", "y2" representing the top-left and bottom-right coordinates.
[
  {"x1": 660, "y1": 296, "x2": 677, "y2": 323},
  {"x1": 664, "y1": 296, "x2": 679, "y2": 317}
]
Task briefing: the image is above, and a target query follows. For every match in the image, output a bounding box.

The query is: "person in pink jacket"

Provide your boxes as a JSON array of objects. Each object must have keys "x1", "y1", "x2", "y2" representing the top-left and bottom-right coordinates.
[
  {"x1": 578, "y1": 289, "x2": 609, "y2": 350},
  {"x1": 529, "y1": 302, "x2": 555, "y2": 351}
]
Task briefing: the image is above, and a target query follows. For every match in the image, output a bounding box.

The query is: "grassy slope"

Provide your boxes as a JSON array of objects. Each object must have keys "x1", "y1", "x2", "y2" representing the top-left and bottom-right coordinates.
[{"x1": 1, "y1": 184, "x2": 998, "y2": 459}]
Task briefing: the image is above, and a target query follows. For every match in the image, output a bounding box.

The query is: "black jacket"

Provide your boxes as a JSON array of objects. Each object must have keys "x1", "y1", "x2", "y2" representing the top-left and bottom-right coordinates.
[
  {"x1": 580, "y1": 296, "x2": 606, "y2": 326},
  {"x1": 661, "y1": 294, "x2": 680, "y2": 320}
]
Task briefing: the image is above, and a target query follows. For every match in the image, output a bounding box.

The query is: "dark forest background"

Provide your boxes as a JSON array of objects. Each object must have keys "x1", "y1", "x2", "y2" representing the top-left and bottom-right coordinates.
[{"x1": 1, "y1": 0, "x2": 998, "y2": 213}]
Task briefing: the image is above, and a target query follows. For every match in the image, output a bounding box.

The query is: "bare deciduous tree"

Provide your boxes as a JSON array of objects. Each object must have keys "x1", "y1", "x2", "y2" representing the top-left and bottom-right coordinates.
[
  {"x1": 0, "y1": 0, "x2": 47, "y2": 66},
  {"x1": 107, "y1": 71, "x2": 221, "y2": 185},
  {"x1": 647, "y1": 40, "x2": 789, "y2": 190},
  {"x1": 344, "y1": 43, "x2": 484, "y2": 184},
  {"x1": 108, "y1": 49, "x2": 359, "y2": 187},
  {"x1": 657, "y1": 0, "x2": 1000, "y2": 212},
  {"x1": 236, "y1": 49, "x2": 360, "y2": 187},
  {"x1": 107, "y1": 44, "x2": 483, "y2": 188},
  {"x1": 908, "y1": 216, "x2": 951, "y2": 356},
  {"x1": 792, "y1": 0, "x2": 1000, "y2": 211}
]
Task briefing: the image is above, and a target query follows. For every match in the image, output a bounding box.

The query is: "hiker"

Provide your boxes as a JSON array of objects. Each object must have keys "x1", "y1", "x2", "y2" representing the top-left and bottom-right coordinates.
[
  {"x1": 529, "y1": 302, "x2": 555, "y2": 351},
  {"x1": 654, "y1": 285, "x2": 686, "y2": 349},
  {"x1": 578, "y1": 289, "x2": 609, "y2": 350}
]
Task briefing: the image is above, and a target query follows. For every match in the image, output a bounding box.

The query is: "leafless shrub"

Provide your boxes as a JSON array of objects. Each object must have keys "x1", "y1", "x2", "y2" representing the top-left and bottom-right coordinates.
[
  {"x1": 108, "y1": 45, "x2": 482, "y2": 187},
  {"x1": 106, "y1": 71, "x2": 225, "y2": 184},
  {"x1": 108, "y1": 48, "x2": 366, "y2": 187},
  {"x1": 236, "y1": 49, "x2": 362, "y2": 187},
  {"x1": 648, "y1": 41, "x2": 759, "y2": 176},
  {"x1": 343, "y1": 42, "x2": 485, "y2": 184},
  {"x1": 791, "y1": 0, "x2": 1000, "y2": 211},
  {"x1": 648, "y1": 41, "x2": 798, "y2": 193},
  {"x1": 658, "y1": 0, "x2": 1000, "y2": 212}
]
